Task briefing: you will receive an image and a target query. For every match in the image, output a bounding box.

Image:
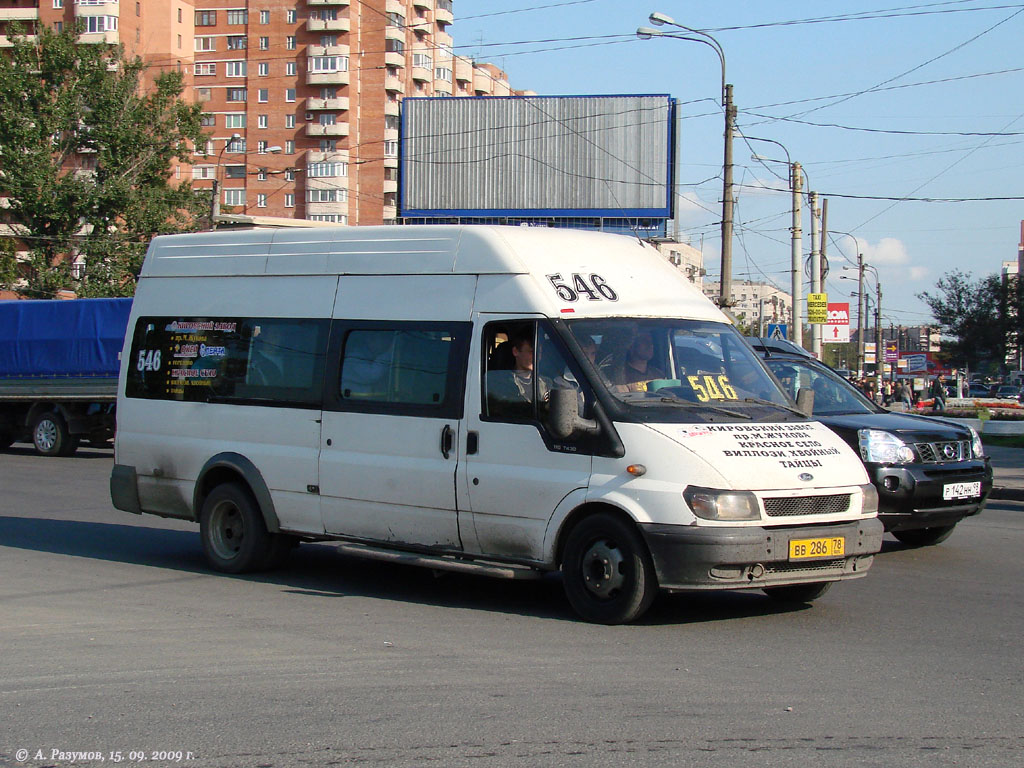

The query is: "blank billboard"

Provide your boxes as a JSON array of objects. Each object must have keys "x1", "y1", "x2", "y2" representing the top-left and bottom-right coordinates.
[{"x1": 400, "y1": 95, "x2": 675, "y2": 218}]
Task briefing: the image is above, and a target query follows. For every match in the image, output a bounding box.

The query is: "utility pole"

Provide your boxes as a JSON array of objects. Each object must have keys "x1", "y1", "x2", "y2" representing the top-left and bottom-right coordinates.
[
  {"x1": 719, "y1": 83, "x2": 736, "y2": 311},
  {"x1": 875, "y1": 280, "x2": 883, "y2": 397},
  {"x1": 857, "y1": 252, "x2": 865, "y2": 377},
  {"x1": 791, "y1": 162, "x2": 803, "y2": 346},
  {"x1": 809, "y1": 191, "x2": 820, "y2": 357}
]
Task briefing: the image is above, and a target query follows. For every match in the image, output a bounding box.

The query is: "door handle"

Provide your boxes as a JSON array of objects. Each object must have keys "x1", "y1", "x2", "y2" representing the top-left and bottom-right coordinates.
[
  {"x1": 467, "y1": 431, "x2": 479, "y2": 455},
  {"x1": 440, "y1": 424, "x2": 453, "y2": 459}
]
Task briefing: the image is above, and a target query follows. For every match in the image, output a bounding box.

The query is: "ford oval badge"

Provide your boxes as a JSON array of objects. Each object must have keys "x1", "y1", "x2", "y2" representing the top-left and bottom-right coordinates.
[{"x1": 798, "y1": 473, "x2": 814, "y2": 482}]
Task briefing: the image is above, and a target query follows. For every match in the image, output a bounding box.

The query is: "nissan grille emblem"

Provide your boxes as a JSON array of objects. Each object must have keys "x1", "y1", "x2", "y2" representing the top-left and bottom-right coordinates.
[
  {"x1": 798, "y1": 473, "x2": 814, "y2": 482},
  {"x1": 943, "y1": 444, "x2": 956, "y2": 459}
]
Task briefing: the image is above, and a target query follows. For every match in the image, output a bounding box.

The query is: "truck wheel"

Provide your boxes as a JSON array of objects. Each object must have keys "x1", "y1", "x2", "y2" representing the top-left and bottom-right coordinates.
[
  {"x1": 199, "y1": 483, "x2": 278, "y2": 574},
  {"x1": 892, "y1": 524, "x2": 956, "y2": 547},
  {"x1": 561, "y1": 512, "x2": 658, "y2": 624},
  {"x1": 32, "y1": 412, "x2": 79, "y2": 457},
  {"x1": 763, "y1": 581, "x2": 833, "y2": 603}
]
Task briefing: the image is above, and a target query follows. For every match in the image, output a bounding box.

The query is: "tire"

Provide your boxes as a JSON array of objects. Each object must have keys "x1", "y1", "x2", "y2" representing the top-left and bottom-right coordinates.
[
  {"x1": 892, "y1": 524, "x2": 957, "y2": 547},
  {"x1": 32, "y1": 411, "x2": 79, "y2": 457},
  {"x1": 199, "y1": 483, "x2": 279, "y2": 574},
  {"x1": 763, "y1": 581, "x2": 833, "y2": 603},
  {"x1": 561, "y1": 512, "x2": 658, "y2": 624}
]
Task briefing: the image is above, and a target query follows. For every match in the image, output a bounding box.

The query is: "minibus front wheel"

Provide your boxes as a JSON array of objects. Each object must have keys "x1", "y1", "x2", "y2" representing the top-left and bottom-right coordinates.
[
  {"x1": 561, "y1": 512, "x2": 658, "y2": 624},
  {"x1": 200, "y1": 482, "x2": 281, "y2": 573}
]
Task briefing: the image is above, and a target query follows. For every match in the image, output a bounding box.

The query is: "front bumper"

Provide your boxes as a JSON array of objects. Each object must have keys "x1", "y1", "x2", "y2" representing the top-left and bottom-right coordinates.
[
  {"x1": 869, "y1": 460, "x2": 992, "y2": 532},
  {"x1": 639, "y1": 518, "x2": 884, "y2": 592}
]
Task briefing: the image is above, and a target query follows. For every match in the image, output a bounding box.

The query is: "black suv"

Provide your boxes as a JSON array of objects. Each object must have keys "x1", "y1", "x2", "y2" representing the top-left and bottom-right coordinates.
[{"x1": 751, "y1": 338, "x2": 992, "y2": 546}]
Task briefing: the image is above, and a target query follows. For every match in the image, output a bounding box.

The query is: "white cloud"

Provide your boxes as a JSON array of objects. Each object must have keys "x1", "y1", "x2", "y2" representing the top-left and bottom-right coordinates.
[
  {"x1": 861, "y1": 237, "x2": 909, "y2": 266},
  {"x1": 909, "y1": 266, "x2": 929, "y2": 281}
]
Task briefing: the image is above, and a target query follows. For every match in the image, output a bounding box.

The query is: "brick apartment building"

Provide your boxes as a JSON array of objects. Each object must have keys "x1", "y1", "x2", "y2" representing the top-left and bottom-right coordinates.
[{"x1": 1, "y1": 0, "x2": 521, "y2": 226}]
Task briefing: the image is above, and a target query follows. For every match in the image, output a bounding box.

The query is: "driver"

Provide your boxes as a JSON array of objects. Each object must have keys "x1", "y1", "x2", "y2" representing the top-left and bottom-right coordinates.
[{"x1": 608, "y1": 332, "x2": 666, "y2": 393}]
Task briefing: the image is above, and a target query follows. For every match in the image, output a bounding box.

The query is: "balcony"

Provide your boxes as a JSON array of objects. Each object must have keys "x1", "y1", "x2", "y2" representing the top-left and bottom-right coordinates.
[
  {"x1": 0, "y1": 34, "x2": 37, "y2": 48},
  {"x1": 307, "y1": 0, "x2": 350, "y2": 6},
  {"x1": 78, "y1": 30, "x2": 120, "y2": 45},
  {"x1": 384, "y1": 100, "x2": 400, "y2": 116},
  {"x1": 383, "y1": 156, "x2": 398, "y2": 169},
  {"x1": 385, "y1": 0, "x2": 405, "y2": 14},
  {"x1": 473, "y1": 70, "x2": 494, "y2": 95},
  {"x1": 384, "y1": 74, "x2": 403, "y2": 93},
  {"x1": 306, "y1": 122, "x2": 350, "y2": 137},
  {"x1": 306, "y1": 70, "x2": 350, "y2": 86},
  {"x1": 306, "y1": 16, "x2": 350, "y2": 33},
  {"x1": 309, "y1": 43, "x2": 350, "y2": 58},
  {"x1": 454, "y1": 57, "x2": 473, "y2": 83},
  {"x1": 411, "y1": 66, "x2": 431, "y2": 83},
  {"x1": 412, "y1": 0, "x2": 432, "y2": 9},
  {"x1": 305, "y1": 150, "x2": 350, "y2": 164},
  {"x1": 383, "y1": 178, "x2": 398, "y2": 194},
  {"x1": 307, "y1": 97, "x2": 350, "y2": 111},
  {"x1": 0, "y1": 7, "x2": 38, "y2": 22},
  {"x1": 435, "y1": 1, "x2": 453, "y2": 25}
]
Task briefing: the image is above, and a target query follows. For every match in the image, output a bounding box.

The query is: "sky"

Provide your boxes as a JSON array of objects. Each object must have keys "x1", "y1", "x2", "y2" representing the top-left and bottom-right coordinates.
[{"x1": 450, "y1": 0, "x2": 1024, "y2": 330}]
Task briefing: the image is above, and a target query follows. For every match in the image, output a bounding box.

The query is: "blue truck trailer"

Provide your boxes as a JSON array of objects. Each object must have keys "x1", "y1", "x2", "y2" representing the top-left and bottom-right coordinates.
[{"x1": 0, "y1": 298, "x2": 132, "y2": 455}]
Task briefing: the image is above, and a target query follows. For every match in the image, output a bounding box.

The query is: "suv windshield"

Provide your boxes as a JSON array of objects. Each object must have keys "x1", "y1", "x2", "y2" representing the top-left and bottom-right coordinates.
[
  {"x1": 762, "y1": 356, "x2": 878, "y2": 416},
  {"x1": 566, "y1": 318, "x2": 792, "y2": 419}
]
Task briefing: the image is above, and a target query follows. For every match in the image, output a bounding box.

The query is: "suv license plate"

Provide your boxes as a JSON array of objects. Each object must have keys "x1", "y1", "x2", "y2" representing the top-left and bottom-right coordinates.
[
  {"x1": 943, "y1": 481, "x2": 982, "y2": 500},
  {"x1": 789, "y1": 537, "x2": 845, "y2": 560}
]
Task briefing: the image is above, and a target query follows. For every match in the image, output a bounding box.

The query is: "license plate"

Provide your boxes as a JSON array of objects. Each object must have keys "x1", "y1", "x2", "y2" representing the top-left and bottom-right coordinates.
[
  {"x1": 789, "y1": 537, "x2": 845, "y2": 560},
  {"x1": 943, "y1": 481, "x2": 982, "y2": 500}
]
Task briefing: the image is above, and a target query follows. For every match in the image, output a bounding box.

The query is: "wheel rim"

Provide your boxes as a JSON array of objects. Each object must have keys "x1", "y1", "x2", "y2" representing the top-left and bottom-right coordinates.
[
  {"x1": 34, "y1": 419, "x2": 58, "y2": 452},
  {"x1": 208, "y1": 500, "x2": 245, "y2": 561},
  {"x1": 580, "y1": 538, "x2": 626, "y2": 599}
]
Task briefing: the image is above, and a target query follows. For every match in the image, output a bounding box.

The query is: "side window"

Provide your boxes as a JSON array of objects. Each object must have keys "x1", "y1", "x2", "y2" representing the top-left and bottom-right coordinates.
[
  {"x1": 125, "y1": 316, "x2": 328, "y2": 407},
  {"x1": 483, "y1": 321, "x2": 588, "y2": 422},
  {"x1": 336, "y1": 324, "x2": 467, "y2": 415}
]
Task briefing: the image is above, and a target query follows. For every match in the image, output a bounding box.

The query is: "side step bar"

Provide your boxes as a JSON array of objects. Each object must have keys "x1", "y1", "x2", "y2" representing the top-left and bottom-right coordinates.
[{"x1": 334, "y1": 542, "x2": 546, "y2": 580}]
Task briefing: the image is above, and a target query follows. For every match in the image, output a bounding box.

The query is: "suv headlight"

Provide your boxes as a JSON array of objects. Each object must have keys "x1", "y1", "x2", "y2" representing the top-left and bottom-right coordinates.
[
  {"x1": 858, "y1": 429, "x2": 915, "y2": 464},
  {"x1": 968, "y1": 426, "x2": 985, "y2": 458},
  {"x1": 684, "y1": 486, "x2": 760, "y2": 521}
]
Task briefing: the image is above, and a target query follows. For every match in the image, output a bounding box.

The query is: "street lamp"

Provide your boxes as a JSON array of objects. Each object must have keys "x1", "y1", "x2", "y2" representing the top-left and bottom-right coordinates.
[
  {"x1": 637, "y1": 12, "x2": 736, "y2": 312},
  {"x1": 209, "y1": 133, "x2": 242, "y2": 230},
  {"x1": 843, "y1": 263, "x2": 881, "y2": 390}
]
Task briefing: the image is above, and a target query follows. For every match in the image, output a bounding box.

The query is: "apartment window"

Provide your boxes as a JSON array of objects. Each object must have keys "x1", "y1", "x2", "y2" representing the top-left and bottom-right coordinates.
[
  {"x1": 257, "y1": 169, "x2": 267, "y2": 181},
  {"x1": 413, "y1": 54, "x2": 432, "y2": 69},
  {"x1": 201, "y1": 139, "x2": 214, "y2": 155},
  {"x1": 286, "y1": 9, "x2": 296, "y2": 24},
  {"x1": 226, "y1": 10, "x2": 247, "y2": 25},
  {"x1": 195, "y1": 37, "x2": 215, "y2": 52},
  {"x1": 259, "y1": 37, "x2": 269, "y2": 51},
  {"x1": 53, "y1": 0, "x2": 63, "y2": 8},
  {"x1": 136, "y1": 2, "x2": 140, "y2": 16},
  {"x1": 195, "y1": 10, "x2": 216, "y2": 26},
  {"x1": 315, "y1": 9, "x2": 339, "y2": 21},
  {"x1": 226, "y1": 61, "x2": 247, "y2": 78},
  {"x1": 286, "y1": 36, "x2": 296, "y2": 50},
  {"x1": 258, "y1": 62, "x2": 269, "y2": 77},
  {"x1": 196, "y1": 88, "x2": 212, "y2": 103},
  {"x1": 285, "y1": 140, "x2": 295, "y2": 154},
  {"x1": 226, "y1": 88, "x2": 247, "y2": 102},
  {"x1": 285, "y1": 169, "x2": 295, "y2": 182},
  {"x1": 307, "y1": 162, "x2": 347, "y2": 178},
  {"x1": 178, "y1": 35, "x2": 182, "y2": 50},
  {"x1": 285, "y1": 194, "x2": 295, "y2": 208},
  {"x1": 223, "y1": 189, "x2": 246, "y2": 207},
  {"x1": 226, "y1": 137, "x2": 246, "y2": 154},
  {"x1": 257, "y1": 141, "x2": 268, "y2": 154},
  {"x1": 310, "y1": 56, "x2": 348, "y2": 73},
  {"x1": 435, "y1": 68, "x2": 452, "y2": 83},
  {"x1": 195, "y1": 63, "x2": 216, "y2": 76},
  {"x1": 257, "y1": 194, "x2": 267, "y2": 209},
  {"x1": 257, "y1": 115, "x2": 268, "y2": 129},
  {"x1": 259, "y1": 10, "x2": 270, "y2": 24},
  {"x1": 258, "y1": 89, "x2": 269, "y2": 103},
  {"x1": 385, "y1": 115, "x2": 400, "y2": 131},
  {"x1": 308, "y1": 189, "x2": 347, "y2": 203},
  {"x1": 310, "y1": 215, "x2": 347, "y2": 223},
  {"x1": 438, "y1": 0, "x2": 453, "y2": 10},
  {"x1": 54, "y1": 22, "x2": 63, "y2": 32},
  {"x1": 387, "y1": 12, "x2": 405, "y2": 27},
  {"x1": 384, "y1": 141, "x2": 398, "y2": 157},
  {"x1": 192, "y1": 166, "x2": 214, "y2": 180},
  {"x1": 285, "y1": 114, "x2": 295, "y2": 129},
  {"x1": 84, "y1": 16, "x2": 118, "y2": 33},
  {"x1": 319, "y1": 139, "x2": 337, "y2": 152},
  {"x1": 321, "y1": 87, "x2": 337, "y2": 100},
  {"x1": 178, "y1": 8, "x2": 182, "y2": 24},
  {"x1": 286, "y1": 62, "x2": 297, "y2": 76},
  {"x1": 319, "y1": 114, "x2": 337, "y2": 126},
  {"x1": 227, "y1": 36, "x2": 247, "y2": 50},
  {"x1": 225, "y1": 166, "x2": 246, "y2": 179},
  {"x1": 320, "y1": 35, "x2": 338, "y2": 47},
  {"x1": 225, "y1": 114, "x2": 246, "y2": 129},
  {"x1": 285, "y1": 89, "x2": 296, "y2": 102},
  {"x1": 385, "y1": 39, "x2": 405, "y2": 55},
  {"x1": 200, "y1": 114, "x2": 215, "y2": 128}
]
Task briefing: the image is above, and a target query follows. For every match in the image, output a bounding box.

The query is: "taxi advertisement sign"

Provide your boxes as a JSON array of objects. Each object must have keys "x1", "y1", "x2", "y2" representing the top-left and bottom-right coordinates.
[{"x1": 807, "y1": 293, "x2": 828, "y2": 324}]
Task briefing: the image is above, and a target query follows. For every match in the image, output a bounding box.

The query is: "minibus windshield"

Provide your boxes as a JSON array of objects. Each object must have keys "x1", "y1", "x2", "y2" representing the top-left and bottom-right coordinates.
[{"x1": 566, "y1": 318, "x2": 792, "y2": 416}]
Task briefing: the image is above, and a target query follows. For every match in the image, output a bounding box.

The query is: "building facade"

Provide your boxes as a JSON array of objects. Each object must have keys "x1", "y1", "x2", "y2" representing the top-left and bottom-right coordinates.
[
  {"x1": 701, "y1": 279, "x2": 792, "y2": 334},
  {"x1": 4, "y1": 1, "x2": 518, "y2": 226}
]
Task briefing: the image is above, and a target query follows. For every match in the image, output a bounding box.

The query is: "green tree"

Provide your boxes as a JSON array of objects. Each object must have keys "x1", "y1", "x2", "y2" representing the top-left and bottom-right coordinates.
[
  {"x1": 917, "y1": 271, "x2": 1005, "y2": 371},
  {"x1": 0, "y1": 25, "x2": 206, "y2": 297}
]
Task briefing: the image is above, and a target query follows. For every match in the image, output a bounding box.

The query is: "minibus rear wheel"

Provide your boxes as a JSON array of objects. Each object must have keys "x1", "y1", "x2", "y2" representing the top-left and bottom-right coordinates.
[
  {"x1": 200, "y1": 483, "x2": 276, "y2": 573},
  {"x1": 561, "y1": 512, "x2": 658, "y2": 624}
]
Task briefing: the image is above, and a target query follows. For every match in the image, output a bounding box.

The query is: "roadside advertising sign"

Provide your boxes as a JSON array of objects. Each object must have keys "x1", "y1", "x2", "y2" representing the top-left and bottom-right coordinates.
[
  {"x1": 807, "y1": 293, "x2": 828, "y2": 324},
  {"x1": 824, "y1": 302, "x2": 849, "y2": 344},
  {"x1": 885, "y1": 340, "x2": 899, "y2": 362}
]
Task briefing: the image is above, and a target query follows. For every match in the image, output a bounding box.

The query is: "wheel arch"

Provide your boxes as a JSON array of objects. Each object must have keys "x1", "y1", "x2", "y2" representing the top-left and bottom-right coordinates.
[
  {"x1": 194, "y1": 453, "x2": 281, "y2": 533},
  {"x1": 551, "y1": 501, "x2": 645, "y2": 568}
]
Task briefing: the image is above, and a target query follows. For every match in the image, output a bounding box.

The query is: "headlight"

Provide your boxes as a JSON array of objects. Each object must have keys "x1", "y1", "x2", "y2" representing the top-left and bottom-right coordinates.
[
  {"x1": 859, "y1": 483, "x2": 879, "y2": 515},
  {"x1": 968, "y1": 426, "x2": 985, "y2": 458},
  {"x1": 684, "y1": 486, "x2": 760, "y2": 521},
  {"x1": 858, "y1": 429, "x2": 915, "y2": 464}
]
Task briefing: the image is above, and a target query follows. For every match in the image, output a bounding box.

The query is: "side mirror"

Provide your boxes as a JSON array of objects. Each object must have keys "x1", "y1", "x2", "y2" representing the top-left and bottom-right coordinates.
[
  {"x1": 547, "y1": 387, "x2": 600, "y2": 440},
  {"x1": 796, "y1": 387, "x2": 815, "y2": 418}
]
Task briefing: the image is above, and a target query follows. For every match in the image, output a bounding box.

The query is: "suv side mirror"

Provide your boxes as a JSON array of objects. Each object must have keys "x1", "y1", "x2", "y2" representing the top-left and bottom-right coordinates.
[{"x1": 547, "y1": 387, "x2": 600, "y2": 440}]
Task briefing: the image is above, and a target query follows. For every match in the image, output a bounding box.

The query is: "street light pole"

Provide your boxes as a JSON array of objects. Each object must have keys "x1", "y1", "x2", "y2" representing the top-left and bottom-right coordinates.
[
  {"x1": 209, "y1": 132, "x2": 242, "y2": 230},
  {"x1": 638, "y1": 13, "x2": 734, "y2": 310}
]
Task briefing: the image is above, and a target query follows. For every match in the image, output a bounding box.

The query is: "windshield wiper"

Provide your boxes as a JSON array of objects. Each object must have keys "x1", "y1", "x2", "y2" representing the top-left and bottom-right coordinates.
[
  {"x1": 655, "y1": 393, "x2": 751, "y2": 419},
  {"x1": 743, "y1": 396, "x2": 807, "y2": 418}
]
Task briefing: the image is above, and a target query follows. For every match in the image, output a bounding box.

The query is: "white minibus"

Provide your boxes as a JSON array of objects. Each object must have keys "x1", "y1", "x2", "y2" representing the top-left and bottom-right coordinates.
[{"x1": 111, "y1": 226, "x2": 882, "y2": 623}]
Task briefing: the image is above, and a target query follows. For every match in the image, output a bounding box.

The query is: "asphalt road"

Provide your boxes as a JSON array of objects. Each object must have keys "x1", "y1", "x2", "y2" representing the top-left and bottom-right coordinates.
[{"x1": 1, "y1": 446, "x2": 1022, "y2": 768}]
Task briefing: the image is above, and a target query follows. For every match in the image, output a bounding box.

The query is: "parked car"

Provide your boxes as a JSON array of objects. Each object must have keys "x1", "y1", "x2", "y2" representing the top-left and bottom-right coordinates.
[
  {"x1": 994, "y1": 385, "x2": 1020, "y2": 399},
  {"x1": 750, "y1": 338, "x2": 993, "y2": 546},
  {"x1": 967, "y1": 383, "x2": 993, "y2": 398}
]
